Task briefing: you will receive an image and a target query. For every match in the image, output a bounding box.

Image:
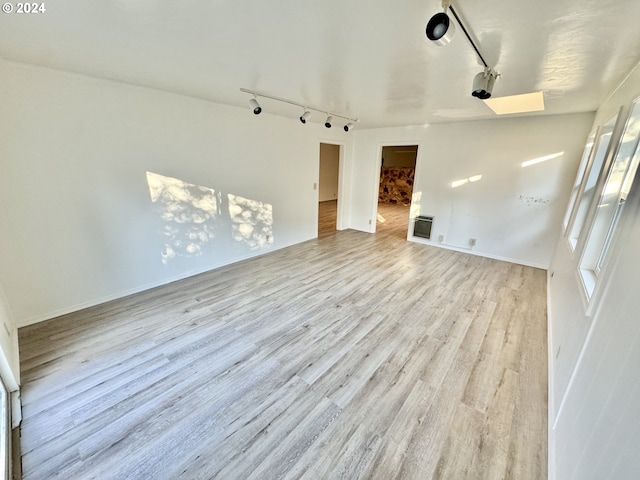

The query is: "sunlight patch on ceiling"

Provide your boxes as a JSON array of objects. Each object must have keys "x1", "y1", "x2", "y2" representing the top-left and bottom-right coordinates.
[{"x1": 484, "y1": 92, "x2": 545, "y2": 115}]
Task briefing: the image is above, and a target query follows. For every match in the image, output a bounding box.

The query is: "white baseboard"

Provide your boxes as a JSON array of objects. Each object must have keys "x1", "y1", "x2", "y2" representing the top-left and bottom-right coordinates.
[
  {"x1": 408, "y1": 236, "x2": 549, "y2": 270},
  {"x1": 16, "y1": 239, "x2": 306, "y2": 328},
  {"x1": 547, "y1": 270, "x2": 556, "y2": 480}
]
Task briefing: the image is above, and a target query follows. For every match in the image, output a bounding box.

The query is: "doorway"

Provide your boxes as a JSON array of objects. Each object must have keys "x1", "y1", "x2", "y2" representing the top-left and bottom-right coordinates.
[
  {"x1": 376, "y1": 145, "x2": 418, "y2": 239},
  {"x1": 318, "y1": 143, "x2": 341, "y2": 237}
]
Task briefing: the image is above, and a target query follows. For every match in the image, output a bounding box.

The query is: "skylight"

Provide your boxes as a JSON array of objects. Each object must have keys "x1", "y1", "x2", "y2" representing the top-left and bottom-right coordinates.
[{"x1": 484, "y1": 92, "x2": 545, "y2": 115}]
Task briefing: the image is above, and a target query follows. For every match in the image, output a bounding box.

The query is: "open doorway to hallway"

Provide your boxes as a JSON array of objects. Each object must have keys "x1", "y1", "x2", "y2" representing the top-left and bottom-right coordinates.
[
  {"x1": 318, "y1": 143, "x2": 340, "y2": 237},
  {"x1": 376, "y1": 145, "x2": 418, "y2": 239}
]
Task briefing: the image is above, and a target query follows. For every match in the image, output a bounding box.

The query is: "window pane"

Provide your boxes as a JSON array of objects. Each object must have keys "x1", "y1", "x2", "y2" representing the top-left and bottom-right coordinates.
[
  {"x1": 569, "y1": 114, "x2": 618, "y2": 250},
  {"x1": 595, "y1": 101, "x2": 640, "y2": 271},
  {"x1": 563, "y1": 130, "x2": 596, "y2": 231}
]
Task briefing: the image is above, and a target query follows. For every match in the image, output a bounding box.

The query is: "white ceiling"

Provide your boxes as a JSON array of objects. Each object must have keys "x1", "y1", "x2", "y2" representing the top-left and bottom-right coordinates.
[{"x1": 1, "y1": 0, "x2": 640, "y2": 129}]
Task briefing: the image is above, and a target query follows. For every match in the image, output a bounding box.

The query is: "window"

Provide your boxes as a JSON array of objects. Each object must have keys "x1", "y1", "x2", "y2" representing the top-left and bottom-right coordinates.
[
  {"x1": 568, "y1": 112, "x2": 619, "y2": 251},
  {"x1": 563, "y1": 129, "x2": 596, "y2": 231},
  {"x1": 579, "y1": 98, "x2": 640, "y2": 298}
]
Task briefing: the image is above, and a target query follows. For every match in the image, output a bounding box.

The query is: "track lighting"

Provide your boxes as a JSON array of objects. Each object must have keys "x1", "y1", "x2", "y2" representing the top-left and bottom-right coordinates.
[
  {"x1": 425, "y1": 2, "x2": 501, "y2": 99},
  {"x1": 300, "y1": 110, "x2": 311, "y2": 124},
  {"x1": 240, "y1": 88, "x2": 358, "y2": 131},
  {"x1": 471, "y1": 69, "x2": 497, "y2": 100},
  {"x1": 249, "y1": 97, "x2": 262, "y2": 115},
  {"x1": 426, "y1": 11, "x2": 455, "y2": 46}
]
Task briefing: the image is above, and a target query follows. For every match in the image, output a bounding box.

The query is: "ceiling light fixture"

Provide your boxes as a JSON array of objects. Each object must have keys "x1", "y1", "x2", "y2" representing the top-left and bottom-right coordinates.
[
  {"x1": 240, "y1": 88, "x2": 358, "y2": 132},
  {"x1": 426, "y1": 1, "x2": 501, "y2": 100},
  {"x1": 300, "y1": 110, "x2": 311, "y2": 124},
  {"x1": 426, "y1": 2, "x2": 455, "y2": 46},
  {"x1": 248, "y1": 96, "x2": 262, "y2": 115},
  {"x1": 472, "y1": 68, "x2": 497, "y2": 100}
]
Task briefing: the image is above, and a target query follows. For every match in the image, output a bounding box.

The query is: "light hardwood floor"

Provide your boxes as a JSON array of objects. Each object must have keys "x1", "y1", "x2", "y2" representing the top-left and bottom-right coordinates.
[
  {"x1": 318, "y1": 200, "x2": 411, "y2": 240},
  {"x1": 17, "y1": 203, "x2": 547, "y2": 479}
]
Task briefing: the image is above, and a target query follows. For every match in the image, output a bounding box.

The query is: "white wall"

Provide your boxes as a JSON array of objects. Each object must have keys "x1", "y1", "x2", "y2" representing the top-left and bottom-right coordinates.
[
  {"x1": 548, "y1": 62, "x2": 640, "y2": 480},
  {"x1": 0, "y1": 59, "x2": 353, "y2": 326},
  {"x1": 319, "y1": 143, "x2": 340, "y2": 202},
  {"x1": 350, "y1": 114, "x2": 594, "y2": 268}
]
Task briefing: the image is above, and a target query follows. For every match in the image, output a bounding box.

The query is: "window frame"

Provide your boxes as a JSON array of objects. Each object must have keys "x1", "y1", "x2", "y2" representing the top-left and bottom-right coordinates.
[
  {"x1": 567, "y1": 110, "x2": 622, "y2": 253},
  {"x1": 578, "y1": 97, "x2": 640, "y2": 303},
  {"x1": 563, "y1": 128, "x2": 597, "y2": 234}
]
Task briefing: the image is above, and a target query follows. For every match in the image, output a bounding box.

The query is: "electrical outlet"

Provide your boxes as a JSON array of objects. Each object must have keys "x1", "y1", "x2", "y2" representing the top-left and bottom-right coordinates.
[
  {"x1": 369, "y1": 219, "x2": 372, "y2": 225},
  {"x1": 469, "y1": 238, "x2": 477, "y2": 247},
  {"x1": 438, "y1": 234, "x2": 444, "y2": 242}
]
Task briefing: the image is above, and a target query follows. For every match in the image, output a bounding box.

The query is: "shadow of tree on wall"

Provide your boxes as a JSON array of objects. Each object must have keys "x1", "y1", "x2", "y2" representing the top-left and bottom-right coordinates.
[
  {"x1": 146, "y1": 172, "x2": 273, "y2": 264},
  {"x1": 228, "y1": 193, "x2": 273, "y2": 250}
]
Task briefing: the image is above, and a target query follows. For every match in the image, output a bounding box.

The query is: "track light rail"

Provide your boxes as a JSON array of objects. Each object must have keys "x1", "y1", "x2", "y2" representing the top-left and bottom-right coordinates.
[
  {"x1": 240, "y1": 88, "x2": 359, "y2": 123},
  {"x1": 448, "y1": 5, "x2": 488, "y2": 68}
]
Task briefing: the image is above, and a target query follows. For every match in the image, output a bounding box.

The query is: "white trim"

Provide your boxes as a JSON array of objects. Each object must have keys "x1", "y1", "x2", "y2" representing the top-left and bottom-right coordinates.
[
  {"x1": 10, "y1": 391, "x2": 20, "y2": 429},
  {"x1": 578, "y1": 268, "x2": 596, "y2": 301},
  {"x1": 372, "y1": 141, "x2": 422, "y2": 235},
  {"x1": 0, "y1": 353, "x2": 17, "y2": 394},
  {"x1": 16, "y1": 239, "x2": 308, "y2": 327},
  {"x1": 318, "y1": 138, "x2": 348, "y2": 231},
  {"x1": 0, "y1": 285, "x2": 19, "y2": 391},
  {"x1": 547, "y1": 269, "x2": 556, "y2": 480},
  {"x1": 408, "y1": 235, "x2": 549, "y2": 269},
  {"x1": 598, "y1": 58, "x2": 640, "y2": 111}
]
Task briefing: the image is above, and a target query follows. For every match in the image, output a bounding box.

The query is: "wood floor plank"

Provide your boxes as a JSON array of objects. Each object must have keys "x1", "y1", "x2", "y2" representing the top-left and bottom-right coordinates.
[{"x1": 17, "y1": 203, "x2": 548, "y2": 479}]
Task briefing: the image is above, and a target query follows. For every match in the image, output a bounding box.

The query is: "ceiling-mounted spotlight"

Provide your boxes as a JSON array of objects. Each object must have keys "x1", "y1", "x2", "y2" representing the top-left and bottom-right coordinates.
[
  {"x1": 471, "y1": 69, "x2": 497, "y2": 100},
  {"x1": 300, "y1": 110, "x2": 311, "y2": 124},
  {"x1": 426, "y1": 11, "x2": 455, "y2": 46},
  {"x1": 240, "y1": 88, "x2": 358, "y2": 126},
  {"x1": 249, "y1": 96, "x2": 262, "y2": 115},
  {"x1": 426, "y1": 0, "x2": 455, "y2": 46}
]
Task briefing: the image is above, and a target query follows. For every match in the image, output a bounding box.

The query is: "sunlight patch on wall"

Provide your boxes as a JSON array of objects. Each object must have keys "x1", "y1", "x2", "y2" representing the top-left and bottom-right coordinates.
[
  {"x1": 451, "y1": 174, "x2": 483, "y2": 188},
  {"x1": 147, "y1": 172, "x2": 275, "y2": 264},
  {"x1": 521, "y1": 151, "x2": 564, "y2": 168},
  {"x1": 147, "y1": 172, "x2": 220, "y2": 264},
  {"x1": 410, "y1": 191, "x2": 423, "y2": 218},
  {"x1": 228, "y1": 194, "x2": 273, "y2": 250}
]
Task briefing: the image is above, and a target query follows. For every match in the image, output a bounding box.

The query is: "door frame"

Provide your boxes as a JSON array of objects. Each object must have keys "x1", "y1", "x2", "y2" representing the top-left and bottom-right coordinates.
[
  {"x1": 371, "y1": 141, "x2": 421, "y2": 234},
  {"x1": 318, "y1": 139, "x2": 347, "y2": 232}
]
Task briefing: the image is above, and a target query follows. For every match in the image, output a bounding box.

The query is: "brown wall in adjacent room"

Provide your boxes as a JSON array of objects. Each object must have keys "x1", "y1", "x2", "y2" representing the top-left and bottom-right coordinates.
[{"x1": 379, "y1": 167, "x2": 414, "y2": 205}]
